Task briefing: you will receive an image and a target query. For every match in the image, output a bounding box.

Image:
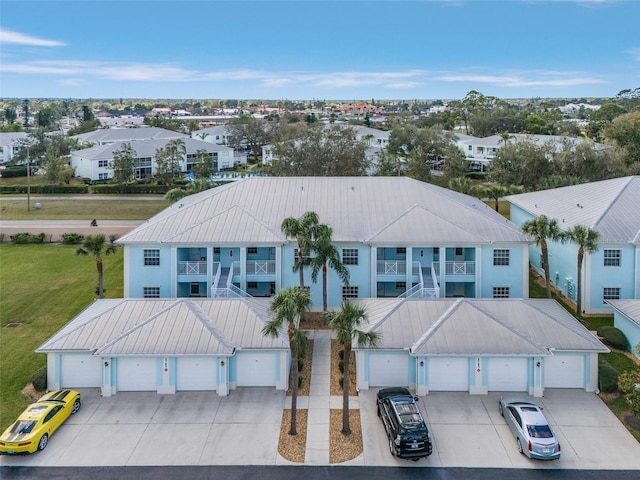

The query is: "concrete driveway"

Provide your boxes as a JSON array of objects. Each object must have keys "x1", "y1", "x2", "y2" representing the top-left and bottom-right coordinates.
[
  {"x1": 2, "y1": 388, "x2": 640, "y2": 469},
  {"x1": 357, "y1": 389, "x2": 640, "y2": 469}
]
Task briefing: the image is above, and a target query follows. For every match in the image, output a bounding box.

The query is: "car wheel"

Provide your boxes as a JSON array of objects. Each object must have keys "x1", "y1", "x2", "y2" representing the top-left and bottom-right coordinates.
[
  {"x1": 71, "y1": 399, "x2": 81, "y2": 414},
  {"x1": 498, "y1": 402, "x2": 503, "y2": 417},
  {"x1": 388, "y1": 437, "x2": 395, "y2": 456},
  {"x1": 377, "y1": 404, "x2": 381, "y2": 418},
  {"x1": 37, "y1": 434, "x2": 48, "y2": 451},
  {"x1": 516, "y1": 438, "x2": 523, "y2": 454}
]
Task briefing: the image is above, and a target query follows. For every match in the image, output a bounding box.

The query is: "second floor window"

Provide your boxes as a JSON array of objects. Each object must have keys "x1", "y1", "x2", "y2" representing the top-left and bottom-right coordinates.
[
  {"x1": 98, "y1": 160, "x2": 109, "y2": 168},
  {"x1": 143, "y1": 249, "x2": 160, "y2": 266},
  {"x1": 342, "y1": 248, "x2": 358, "y2": 265},
  {"x1": 247, "y1": 247, "x2": 258, "y2": 255},
  {"x1": 493, "y1": 249, "x2": 510, "y2": 266},
  {"x1": 342, "y1": 285, "x2": 358, "y2": 298},
  {"x1": 603, "y1": 249, "x2": 620, "y2": 267}
]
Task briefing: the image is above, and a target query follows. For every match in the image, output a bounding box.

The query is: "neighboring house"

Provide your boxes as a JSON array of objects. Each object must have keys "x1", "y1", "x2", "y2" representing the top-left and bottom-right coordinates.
[
  {"x1": 354, "y1": 297, "x2": 608, "y2": 397},
  {"x1": 36, "y1": 297, "x2": 289, "y2": 397},
  {"x1": 191, "y1": 125, "x2": 234, "y2": 146},
  {"x1": 0, "y1": 132, "x2": 29, "y2": 164},
  {"x1": 98, "y1": 115, "x2": 146, "y2": 128},
  {"x1": 607, "y1": 300, "x2": 640, "y2": 358},
  {"x1": 454, "y1": 133, "x2": 609, "y2": 172},
  {"x1": 70, "y1": 138, "x2": 235, "y2": 182},
  {"x1": 73, "y1": 126, "x2": 187, "y2": 147},
  {"x1": 507, "y1": 176, "x2": 640, "y2": 314},
  {"x1": 116, "y1": 176, "x2": 531, "y2": 309}
]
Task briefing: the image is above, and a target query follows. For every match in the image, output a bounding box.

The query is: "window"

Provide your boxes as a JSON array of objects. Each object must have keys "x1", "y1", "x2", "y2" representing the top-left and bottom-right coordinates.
[
  {"x1": 143, "y1": 286, "x2": 160, "y2": 298},
  {"x1": 493, "y1": 286, "x2": 510, "y2": 298},
  {"x1": 603, "y1": 287, "x2": 620, "y2": 303},
  {"x1": 455, "y1": 247, "x2": 463, "y2": 256},
  {"x1": 98, "y1": 172, "x2": 110, "y2": 180},
  {"x1": 342, "y1": 285, "x2": 358, "y2": 298},
  {"x1": 396, "y1": 282, "x2": 406, "y2": 289},
  {"x1": 493, "y1": 249, "x2": 510, "y2": 266},
  {"x1": 190, "y1": 282, "x2": 200, "y2": 297},
  {"x1": 143, "y1": 249, "x2": 160, "y2": 266},
  {"x1": 342, "y1": 248, "x2": 359, "y2": 265},
  {"x1": 247, "y1": 282, "x2": 258, "y2": 289},
  {"x1": 98, "y1": 160, "x2": 109, "y2": 168},
  {"x1": 396, "y1": 247, "x2": 406, "y2": 255},
  {"x1": 433, "y1": 247, "x2": 439, "y2": 255},
  {"x1": 247, "y1": 247, "x2": 258, "y2": 255},
  {"x1": 603, "y1": 249, "x2": 621, "y2": 267},
  {"x1": 213, "y1": 247, "x2": 221, "y2": 254}
]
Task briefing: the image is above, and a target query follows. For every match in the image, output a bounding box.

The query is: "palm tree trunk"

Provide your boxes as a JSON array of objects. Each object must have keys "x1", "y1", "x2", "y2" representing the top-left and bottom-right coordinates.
[
  {"x1": 322, "y1": 262, "x2": 328, "y2": 312},
  {"x1": 96, "y1": 257, "x2": 104, "y2": 299},
  {"x1": 542, "y1": 241, "x2": 551, "y2": 299},
  {"x1": 576, "y1": 250, "x2": 583, "y2": 317},
  {"x1": 298, "y1": 250, "x2": 304, "y2": 288},
  {"x1": 342, "y1": 344, "x2": 351, "y2": 435}
]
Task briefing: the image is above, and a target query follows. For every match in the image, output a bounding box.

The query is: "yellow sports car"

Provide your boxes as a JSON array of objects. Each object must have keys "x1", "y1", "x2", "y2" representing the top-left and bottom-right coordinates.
[{"x1": 0, "y1": 390, "x2": 81, "y2": 454}]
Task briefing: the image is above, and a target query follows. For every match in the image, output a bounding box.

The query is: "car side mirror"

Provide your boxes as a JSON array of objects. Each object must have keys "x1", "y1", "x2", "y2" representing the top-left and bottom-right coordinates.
[{"x1": 414, "y1": 396, "x2": 419, "y2": 401}]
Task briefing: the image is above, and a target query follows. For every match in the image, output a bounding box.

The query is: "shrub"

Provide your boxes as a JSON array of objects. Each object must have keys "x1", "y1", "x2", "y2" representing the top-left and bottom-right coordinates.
[
  {"x1": 297, "y1": 359, "x2": 304, "y2": 372},
  {"x1": 598, "y1": 326, "x2": 630, "y2": 351},
  {"x1": 618, "y1": 370, "x2": 640, "y2": 416},
  {"x1": 339, "y1": 349, "x2": 345, "y2": 360},
  {"x1": 298, "y1": 376, "x2": 304, "y2": 388},
  {"x1": 599, "y1": 362, "x2": 620, "y2": 393},
  {"x1": 339, "y1": 377, "x2": 344, "y2": 390},
  {"x1": 30, "y1": 367, "x2": 47, "y2": 392},
  {"x1": 61, "y1": 233, "x2": 85, "y2": 244},
  {"x1": 32, "y1": 232, "x2": 46, "y2": 244},
  {"x1": 10, "y1": 232, "x2": 31, "y2": 244},
  {"x1": 338, "y1": 360, "x2": 344, "y2": 373}
]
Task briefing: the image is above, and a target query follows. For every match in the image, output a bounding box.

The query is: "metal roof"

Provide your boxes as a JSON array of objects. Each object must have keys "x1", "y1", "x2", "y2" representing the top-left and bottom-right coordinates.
[
  {"x1": 36, "y1": 298, "x2": 287, "y2": 356},
  {"x1": 118, "y1": 177, "x2": 529, "y2": 245},
  {"x1": 73, "y1": 126, "x2": 187, "y2": 144},
  {"x1": 354, "y1": 298, "x2": 608, "y2": 356},
  {"x1": 506, "y1": 176, "x2": 640, "y2": 244},
  {"x1": 607, "y1": 300, "x2": 640, "y2": 328}
]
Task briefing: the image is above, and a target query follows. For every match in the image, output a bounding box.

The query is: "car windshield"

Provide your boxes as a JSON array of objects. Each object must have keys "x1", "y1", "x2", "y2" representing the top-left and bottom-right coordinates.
[
  {"x1": 10, "y1": 420, "x2": 37, "y2": 434},
  {"x1": 527, "y1": 424, "x2": 553, "y2": 438}
]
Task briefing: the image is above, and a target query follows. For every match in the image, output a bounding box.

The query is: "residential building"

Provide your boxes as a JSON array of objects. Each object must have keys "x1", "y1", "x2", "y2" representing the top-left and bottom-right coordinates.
[
  {"x1": 117, "y1": 176, "x2": 531, "y2": 309},
  {"x1": 70, "y1": 138, "x2": 234, "y2": 182},
  {"x1": 73, "y1": 126, "x2": 187, "y2": 147},
  {"x1": 607, "y1": 300, "x2": 640, "y2": 358},
  {"x1": 507, "y1": 176, "x2": 640, "y2": 314},
  {"x1": 191, "y1": 125, "x2": 234, "y2": 146},
  {"x1": 0, "y1": 132, "x2": 28, "y2": 164}
]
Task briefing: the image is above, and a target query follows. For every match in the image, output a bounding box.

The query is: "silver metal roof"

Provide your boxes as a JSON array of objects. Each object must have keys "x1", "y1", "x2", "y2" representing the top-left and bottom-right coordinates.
[
  {"x1": 354, "y1": 298, "x2": 608, "y2": 356},
  {"x1": 73, "y1": 126, "x2": 187, "y2": 144},
  {"x1": 607, "y1": 300, "x2": 640, "y2": 327},
  {"x1": 36, "y1": 298, "x2": 287, "y2": 356},
  {"x1": 506, "y1": 176, "x2": 640, "y2": 244},
  {"x1": 118, "y1": 177, "x2": 529, "y2": 245}
]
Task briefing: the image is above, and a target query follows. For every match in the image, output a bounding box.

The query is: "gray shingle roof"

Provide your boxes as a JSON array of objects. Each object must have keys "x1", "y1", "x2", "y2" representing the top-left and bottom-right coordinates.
[
  {"x1": 118, "y1": 177, "x2": 528, "y2": 245},
  {"x1": 506, "y1": 176, "x2": 640, "y2": 244},
  {"x1": 36, "y1": 298, "x2": 287, "y2": 356},
  {"x1": 355, "y1": 298, "x2": 607, "y2": 355}
]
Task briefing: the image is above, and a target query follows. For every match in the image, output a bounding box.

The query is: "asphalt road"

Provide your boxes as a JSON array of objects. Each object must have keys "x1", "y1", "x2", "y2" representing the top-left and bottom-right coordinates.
[{"x1": 2, "y1": 466, "x2": 639, "y2": 480}]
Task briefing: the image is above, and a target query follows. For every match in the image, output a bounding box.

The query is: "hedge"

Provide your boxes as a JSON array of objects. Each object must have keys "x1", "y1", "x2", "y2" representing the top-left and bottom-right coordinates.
[
  {"x1": 30, "y1": 367, "x2": 47, "y2": 392},
  {"x1": 599, "y1": 361, "x2": 620, "y2": 393},
  {"x1": 597, "y1": 326, "x2": 630, "y2": 351},
  {"x1": 0, "y1": 184, "x2": 89, "y2": 194},
  {"x1": 90, "y1": 184, "x2": 169, "y2": 194}
]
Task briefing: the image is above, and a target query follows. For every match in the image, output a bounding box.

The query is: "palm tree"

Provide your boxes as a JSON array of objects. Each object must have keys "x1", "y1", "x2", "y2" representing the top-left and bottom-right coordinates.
[
  {"x1": 311, "y1": 225, "x2": 350, "y2": 312},
  {"x1": 75, "y1": 233, "x2": 118, "y2": 299},
  {"x1": 565, "y1": 225, "x2": 600, "y2": 316},
  {"x1": 448, "y1": 176, "x2": 473, "y2": 194},
  {"x1": 326, "y1": 299, "x2": 380, "y2": 435},
  {"x1": 281, "y1": 212, "x2": 321, "y2": 288},
  {"x1": 262, "y1": 286, "x2": 311, "y2": 436},
  {"x1": 521, "y1": 215, "x2": 563, "y2": 298}
]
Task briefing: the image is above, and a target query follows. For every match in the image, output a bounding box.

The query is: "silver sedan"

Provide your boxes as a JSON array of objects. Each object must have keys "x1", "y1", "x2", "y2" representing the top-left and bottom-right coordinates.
[{"x1": 499, "y1": 396, "x2": 561, "y2": 460}]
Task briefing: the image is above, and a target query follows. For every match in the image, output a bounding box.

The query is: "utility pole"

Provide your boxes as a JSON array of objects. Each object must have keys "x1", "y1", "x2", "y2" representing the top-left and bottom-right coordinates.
[{"x1": 26, "y1": 146, "x2": 31, "y2": 211}]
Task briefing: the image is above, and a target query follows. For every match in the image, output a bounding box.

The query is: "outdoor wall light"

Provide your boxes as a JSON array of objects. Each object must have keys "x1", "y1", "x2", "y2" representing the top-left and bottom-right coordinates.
[
  {"x1": 419, "y1": 361, "x2": 424, "y2": 367},
  {"x1": 104, "y1": 361, "x2": 109, "y2": 367},
  {"x1": 220, "y1": 360, "x2": 225, "y2": 366},
  {"x1": 536, "y1": 361, "x2": 541, "y2": 367}
]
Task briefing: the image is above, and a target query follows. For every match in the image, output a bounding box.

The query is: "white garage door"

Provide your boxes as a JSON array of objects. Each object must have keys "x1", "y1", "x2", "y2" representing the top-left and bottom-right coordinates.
[
  {"x1": 61, "y1": 354, "x2": 103, "y2": 388},
  {"x1": 427, "y1": 357, "x2": 469, "y2": 391},
  {"x1": 488, "y1": 357, "x2": 528, "y2": 391},
  {"x1": 544, "y1": 354, "x2": 584, "y2": 388},
  {"x1": 177, "y1": 357, "x2": 217, "y2": 391},
  {"x1": 236, "y1": 352, "x2": 276, "y2": 387},
  {"x1": 368, "y1": 352, "x2": 409, "y2": 387},
  {"x1": 117, "y1": 357, "x2": 157, "y2": 391}
]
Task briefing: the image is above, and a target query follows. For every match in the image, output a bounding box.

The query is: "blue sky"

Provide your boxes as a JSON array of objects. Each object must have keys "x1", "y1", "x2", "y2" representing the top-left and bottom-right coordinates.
[{"x1": 1, "y1": 0, "x2": 638, "y2": 101}]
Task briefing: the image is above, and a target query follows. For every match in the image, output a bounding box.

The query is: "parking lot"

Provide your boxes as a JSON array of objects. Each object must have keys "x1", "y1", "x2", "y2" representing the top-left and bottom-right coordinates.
[{"x1": 1, "y1": 388, "x2": 640, "y2": 469}]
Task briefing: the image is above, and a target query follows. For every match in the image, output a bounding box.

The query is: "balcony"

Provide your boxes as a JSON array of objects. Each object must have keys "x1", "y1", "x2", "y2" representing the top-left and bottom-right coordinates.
[
  {"x1": 246, "y1": 260, "x2": 276, "y2": 275},
  {"x1": 377, "y1": 260, "x2": 407, "y2": 275},
  {"x1": 178, "y1": 261, "x2": 207, "y2": 275},
  {"x1": 433, "y1": 261, "x2": 476, "y2": 276}
]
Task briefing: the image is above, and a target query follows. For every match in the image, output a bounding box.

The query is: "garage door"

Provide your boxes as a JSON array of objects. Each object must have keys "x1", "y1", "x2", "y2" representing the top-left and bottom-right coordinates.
[
  {"x1": 61, "y1": 354, "x2": 103, "y2": 388},
  {"x1": 544, "y1": 354, "x2": 584, "y2": 388},
  {"x1": 177, "y1": 357, "x2": 217, "y2": 391},
  {"x1": 236, "y1": 352, "x2": 276, "y2": 387},
  {"x1": 368, "y1": 352, "x2": 409, "y2": 387},
  {"x1": 427, "y1": 357, "x2": 469, "y2": 391},
  {"x1": 117, "y1": 357, "x2": 157, "y2": 391},
  {"x1": 488, "y1": 357, "x2": 528, "y2": 391}
]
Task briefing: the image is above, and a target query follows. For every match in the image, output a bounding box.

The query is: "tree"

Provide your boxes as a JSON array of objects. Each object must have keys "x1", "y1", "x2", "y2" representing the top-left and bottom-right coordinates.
[
  {"x1": 155, "y1": 138, "x2": 185, "y2": 187},
  {"x1": 488, "y1": 139, "x2": 553, "y2": 190},
  {"x1": 310, "y1": 225, "x2": 350, "y2": 312},
  {"x1": 226, "y1": 115, "x2": 271, "y2": 157},
  {"x1": 604, "y1": 111, "x2": 640, "y2": 166},
  {"x1": 23, "y1": 99, "x2": 30, "y2": 128},
  {"x1": 475, "y1": 183, "x2": 522, "y2": 212},
  {"x1": 111, "y1": 143, "x2": 137, "y2": 183},
  {"x1": 565, "y1": 225, "x2": 600, "y2": 316},
  {"x1": 75, "y1": 233, "x2": 118, "y2": 299},
  {"x1": 326, "y1": 299, "x2": 379, "y2": 435},
  {"x1": 373, "y1": 149, "x2": 401, "y2": 176},
  {"x1": 448, "y1": 176, "x2": 473, "y2": 194},
  {"x1": 82, "y1": 105, "x2": 95, "y2": 122},
  {"x1": 44, "y1": 146, "x2": 75, "y2": 184},
  {"x1": 618, "y1": 370, "x2": 640, "y2": 416},
  {"x1": 262, "y1": 287, "x2": 311, "y2": 435},
  {"x1": 281, "y1": 212, "x2": 321, "y2": 288},
  {"x1": 4, "y1": 107, "x2": 17, "y2": 124},
  {"x1": 521, "y1": 215, "x2": 563, "y2": 298},
  {"x1": 190, "y1": 148, "x2": 217, "y2": 179}
]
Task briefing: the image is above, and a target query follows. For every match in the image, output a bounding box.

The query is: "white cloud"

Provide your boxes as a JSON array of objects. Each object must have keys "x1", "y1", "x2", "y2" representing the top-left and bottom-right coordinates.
[
  {"x1": 627, "y1": 48, "x2": 640, "y2": 61},
  {"x1": 0, "y1": 28, "x2": 66, "y2": 47},
  {"x1": 437, "y1": 70, "x2": 606, "y2": 87}
]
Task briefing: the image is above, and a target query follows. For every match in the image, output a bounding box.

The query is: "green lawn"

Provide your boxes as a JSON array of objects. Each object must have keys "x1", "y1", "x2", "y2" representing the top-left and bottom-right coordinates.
[
  {"x1": 0, "y1": 198, "x2": 169, "y2": 220},
  {"x1": 0, "y1": 244, "x2": 124, "y2": 429}
]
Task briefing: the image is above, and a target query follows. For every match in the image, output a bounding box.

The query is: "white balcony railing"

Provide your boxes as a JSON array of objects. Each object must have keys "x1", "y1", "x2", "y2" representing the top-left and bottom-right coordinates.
[
  {"x1": 445, "y1": 261, "x2": 475, "y2": 275},
  {"x1": 246, "y1": 260, "x2": 276, "y2": 275},
  {"x1": 177, "y1": 261, "x2": 207, "y2": 275},
  {"x1": 377, "y1": 260, "x2": 407, "y2": 275}
]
